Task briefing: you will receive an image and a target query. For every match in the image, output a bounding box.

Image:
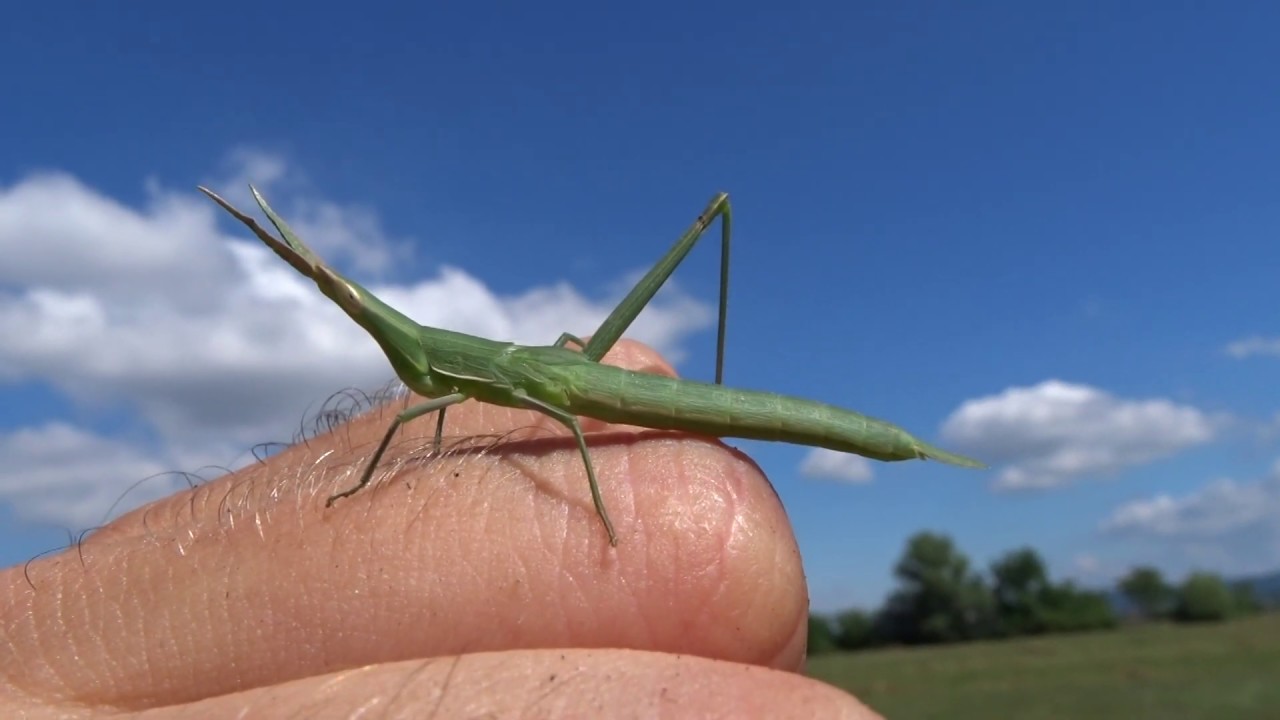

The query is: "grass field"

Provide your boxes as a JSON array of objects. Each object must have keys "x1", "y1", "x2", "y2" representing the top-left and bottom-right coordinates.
[{"x1": 805, "y1": 612, "x2": 1280, "y2": 719}]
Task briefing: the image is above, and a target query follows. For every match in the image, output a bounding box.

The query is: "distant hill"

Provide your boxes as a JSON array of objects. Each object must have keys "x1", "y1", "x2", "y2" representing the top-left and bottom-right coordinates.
[{"x1": 1240, "y1": 570, "x2": 1280, "y2": 603}]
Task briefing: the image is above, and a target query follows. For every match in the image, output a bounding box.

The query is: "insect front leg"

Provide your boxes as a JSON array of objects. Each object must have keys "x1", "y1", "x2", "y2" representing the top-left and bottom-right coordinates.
[
  {"x1": 512, "y1": 390, "x2": 618, "y2": 546},
  {"x1": 326, "y1": 392, "x2": 467, "y2": 507},
  {"x1": 553, "y1": 332, "x2": 588, "y2": 350}
]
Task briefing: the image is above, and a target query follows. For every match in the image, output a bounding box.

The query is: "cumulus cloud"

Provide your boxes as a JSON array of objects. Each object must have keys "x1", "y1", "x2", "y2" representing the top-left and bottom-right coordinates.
[
  {"x1": 940, "y1": 380, "x2": 1216, "y2": 491},
  {"x1": 1224, "y1": 336, "x2": 1280, "y2": 359},
  {"x1": 1103, "y1": 471, "x2": 1280, "y2": 538},
  {"x1": 0, "y1": 151, "x2": 715, "y2": 527},
  {"x1": 800, "y1": 448, "x2": 874, "y2": 483},
  {"x1": 0, "y1": 171, "x2": 235, "y2": 303},
  {"x1": 1071, "y1": 553, "x2": 1101, "y2": 577},
  {"x1": 201, "y1": 147, "x2": 408, "y2": 276},
  {"x1": 0, "y1": 423, "x2": 185, "y2": 528},
  {"x1": 1101, "y1": 463, "x2": 1280, "y2": 575}
]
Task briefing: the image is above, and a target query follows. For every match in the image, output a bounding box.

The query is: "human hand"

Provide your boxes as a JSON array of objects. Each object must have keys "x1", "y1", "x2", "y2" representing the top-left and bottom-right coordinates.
[{"x1": 2, "y1": 340, "x2": 879, "y2": 718}]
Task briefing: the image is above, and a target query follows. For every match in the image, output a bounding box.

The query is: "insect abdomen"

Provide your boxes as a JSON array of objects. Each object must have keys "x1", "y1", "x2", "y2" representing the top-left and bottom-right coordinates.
[{"x1": 561, "y1": 364, "x2": 976, "y2": 466}]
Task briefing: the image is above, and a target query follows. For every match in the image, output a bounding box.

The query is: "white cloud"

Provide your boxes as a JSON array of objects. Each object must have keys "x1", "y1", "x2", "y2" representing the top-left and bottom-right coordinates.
[
  {"x1": 799, "y1": 448, "x2": 874, "y2": 483},
  {"x1": 0, "y1": 171, "x2": 235, "y2": 304},
  {"x1": 1101, "y1": 463, "x2": 1280, "y2": 576},
  {"x1": 0, "y1": 423, "x2": 184, "y2": 528},
  {"x1": 1072, "y1": 553, "x2": 1101, "y2": 576},
  {"x1": 941, "y1": 380, "x2": 1216, "y2": 490},
  {"x1": 0, "y1": 151, "x2": 715, "y2": 527},
  {"x1": 201, "y1": 146, "x2": 406, "y2": 275},
  {"x1": 1224, "y1": 336, "x2": 1280, "y2": 359},
  {"x1": 1103, "y1": 472, "x2": 1280, "y2": 538}
]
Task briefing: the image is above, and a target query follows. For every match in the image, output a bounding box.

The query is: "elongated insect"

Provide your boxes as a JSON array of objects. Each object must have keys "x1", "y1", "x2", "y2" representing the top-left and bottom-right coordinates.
[{"x1": 200, "y1": 186, "x2": 984, "y2": 546}]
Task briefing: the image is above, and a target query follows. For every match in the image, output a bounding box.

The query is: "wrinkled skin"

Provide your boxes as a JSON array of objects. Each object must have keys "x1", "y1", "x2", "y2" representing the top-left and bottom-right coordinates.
[{"x1": 1, "y1": 341, "x2": 879, "y2": 719}]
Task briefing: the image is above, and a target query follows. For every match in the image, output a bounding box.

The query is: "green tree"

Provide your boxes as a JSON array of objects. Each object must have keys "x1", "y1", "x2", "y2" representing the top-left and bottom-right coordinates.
[
  {"x1": 807, "y1": 614, "x2": 837, "y2": 655},
  {"x1": 1038, "y1": 581, "x2": 1118, "y2": 632},
  {"x1": 1118, "y1": 566, "x2": 1173, "y2": 620},
  {"x1": 989, "y1": 548, "x2": 1117, "y2": 635},
  {"x1": 990, "y1": 547, "x2": 1052, "y2": 636},
  {"x1": 876, "y1": 532, "x2": 995, "y2": 645},
  {"x1": 1174, "y1": 572, "x2": 1235, "y2": 622},
  {"x1": 1230, "y1": 581, "x2": 1262, "y2": 616},
  {"x1": 832, "y1": 609, "x2": 875, "y2": 650}
]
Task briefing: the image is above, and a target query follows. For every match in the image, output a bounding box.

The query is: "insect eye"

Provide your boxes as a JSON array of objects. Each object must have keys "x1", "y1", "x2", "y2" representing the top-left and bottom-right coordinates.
[
  {"x1": 316, "y1": 268, "x2": 363, "y2": 313},
  {"x1": 339, "y1": 281, "x2": 361, "y2": 307}
]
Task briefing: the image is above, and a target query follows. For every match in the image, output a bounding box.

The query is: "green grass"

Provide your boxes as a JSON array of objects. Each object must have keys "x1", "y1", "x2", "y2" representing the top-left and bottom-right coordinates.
[{"x1": 806, "y1": 613, "x2": 1280, "y2": 719}]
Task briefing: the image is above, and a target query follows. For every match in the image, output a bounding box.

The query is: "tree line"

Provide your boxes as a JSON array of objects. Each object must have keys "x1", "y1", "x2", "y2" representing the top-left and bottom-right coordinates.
[{"x1": 808, "y1": 531, "x2": 1274, "y2": 653}]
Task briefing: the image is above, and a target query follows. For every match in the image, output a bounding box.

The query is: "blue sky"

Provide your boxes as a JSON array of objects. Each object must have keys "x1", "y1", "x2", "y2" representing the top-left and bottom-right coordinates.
[{"x1": 3, "y1": 3, "x2": 1280, "y2": 610}]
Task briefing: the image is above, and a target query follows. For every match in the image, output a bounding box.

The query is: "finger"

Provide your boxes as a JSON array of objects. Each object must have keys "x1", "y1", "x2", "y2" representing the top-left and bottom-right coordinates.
[
  {"x1": 7, "y1": 649, "x2": 878, "y2": 720},
  {"x1": 2, "y1": 340, "x2": 807, "y2": 712},
  {"x1": 282, "y1": 649, "x2": 879, "y2": 719}
]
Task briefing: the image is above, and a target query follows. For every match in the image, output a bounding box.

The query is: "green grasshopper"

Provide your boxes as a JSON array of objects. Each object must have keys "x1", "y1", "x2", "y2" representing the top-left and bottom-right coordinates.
[{"x1": 200, "y1": 186, "x2": 984, "y2": 546}]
